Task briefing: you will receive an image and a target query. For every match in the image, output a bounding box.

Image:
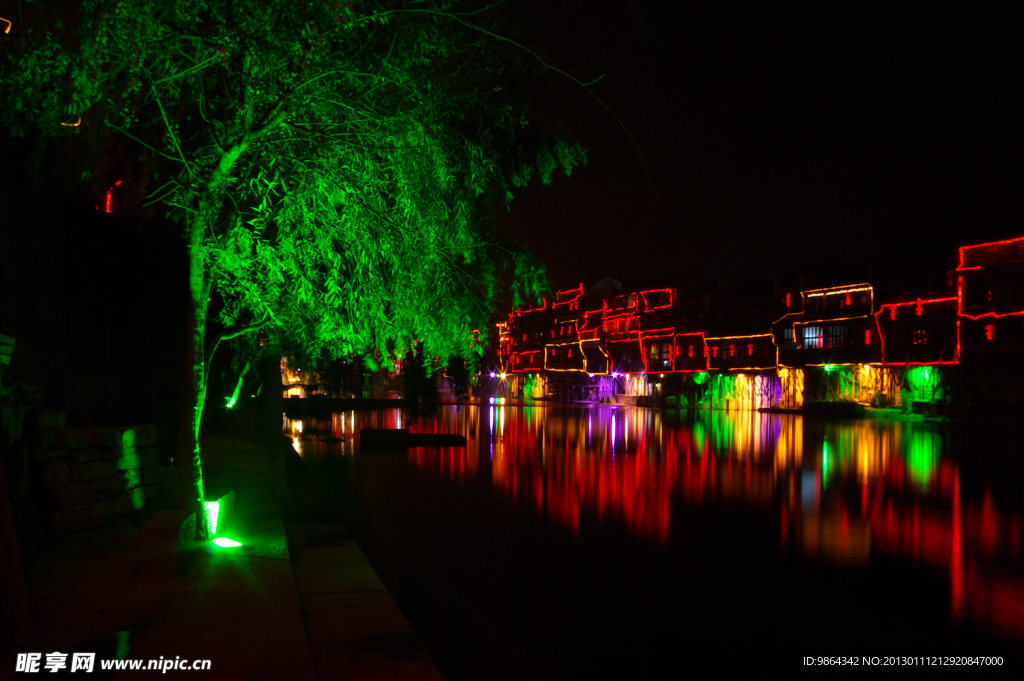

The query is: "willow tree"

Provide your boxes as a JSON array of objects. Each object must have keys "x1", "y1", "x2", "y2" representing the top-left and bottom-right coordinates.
[{"x1": 1, "y1": 0, "x2": 584, "y2": 538}]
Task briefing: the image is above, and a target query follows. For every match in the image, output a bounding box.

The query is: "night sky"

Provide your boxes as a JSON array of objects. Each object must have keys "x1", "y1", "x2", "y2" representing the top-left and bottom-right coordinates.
[{"x1": 499, "y1": 1, "x2": 1023, "y2": 290}]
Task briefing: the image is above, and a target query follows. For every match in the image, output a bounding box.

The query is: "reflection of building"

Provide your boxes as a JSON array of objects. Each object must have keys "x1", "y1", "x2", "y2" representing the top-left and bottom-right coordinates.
[{"x1": 405, "y1": 404, "x2": 1024, "y2": 639}]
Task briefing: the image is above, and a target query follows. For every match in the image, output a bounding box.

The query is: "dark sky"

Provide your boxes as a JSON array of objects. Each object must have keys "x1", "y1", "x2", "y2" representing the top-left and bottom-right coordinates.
[{"x1": 497, "y1": 1, "x2": 1024, "y2": 290}]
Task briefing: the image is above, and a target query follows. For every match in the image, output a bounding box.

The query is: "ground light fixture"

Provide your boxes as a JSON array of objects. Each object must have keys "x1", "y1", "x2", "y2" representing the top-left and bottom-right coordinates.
[{"x1": 211, "y1": 537, "x2": 243, "y2": 548}]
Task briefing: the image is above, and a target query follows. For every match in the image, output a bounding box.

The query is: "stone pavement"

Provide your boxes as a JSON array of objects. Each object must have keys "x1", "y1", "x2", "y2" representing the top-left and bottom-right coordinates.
[
  {"x1": 281, "y1": 450, "x2": 444, "y2": 681},
  {"x1": 14, "y1": 437, "x2": 443, "y2": 680}
]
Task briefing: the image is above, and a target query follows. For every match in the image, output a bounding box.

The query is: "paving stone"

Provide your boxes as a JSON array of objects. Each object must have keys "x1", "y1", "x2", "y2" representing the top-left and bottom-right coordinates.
[
  {"x1": 76, "y1": 458, "x2": 120, "y2": 481},
  {"x1": 135, "y1": 424, "x2": 158, "y2": 447},
  {"x1": 142, "y1": 482, "x2": 162, "y2": 502},
  {"x1": 117, "y1": 487, "x2": 146, "y2": 514},
  {"x1": 38, "y1": 461, "x2": 70, "y2": 488},
  {"x1": 34, "y1": 448, "x2": 69, "y2": 462},
  {"x1": 291, "y1": 544, "x2": 387, "y2": 594},
  {"x1": 36, "y1": 410, "x2": 67, "y2": 429},
  {"x1": 51, "y1": 505, "x2": 93, "y2": 535},
  {"x1": 60, "y1": 431, "x2": 91, "y2": 450},
  {"x1": 100, "y1": 444, "x2": 134, "y2": 461},
  {"x1": 89, "y1": 497, "x2": 124, "y2": 524},
  {"x1": 71, "y1": 448, "x2": 102, "y2": 464},
  {"x1": 141, "y1": 464, "x2": 167, "y2": 484},
  {"x1": 93, "y1": 427, "x2": 136, "y2": 449},
  {"x1": 52, "y1": 477, "x2": 122, "y2": 508}
]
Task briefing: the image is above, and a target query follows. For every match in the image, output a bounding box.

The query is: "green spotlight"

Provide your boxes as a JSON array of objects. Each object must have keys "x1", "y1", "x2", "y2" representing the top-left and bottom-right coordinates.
[
  {"x1": 204, "y1": 501, "x2": 221, "y2": 536},
  {"x1": 212, "y1": 537, "x2": 242, "y2": 548}
]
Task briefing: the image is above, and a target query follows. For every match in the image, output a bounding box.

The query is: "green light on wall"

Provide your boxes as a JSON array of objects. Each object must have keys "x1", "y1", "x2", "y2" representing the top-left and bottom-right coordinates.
[
  {"x1": 824, "y1": 364, "x2": 834, "y2": 372},
  {"x1": 692, "y1": 372, "x2": 708, "y2": 385},
  {"x1": 204, "y1": 501, "x2": 221, "y2": 536},
  {"x1": 130, "y1": 486, "x2": 145, "y2": 511}
]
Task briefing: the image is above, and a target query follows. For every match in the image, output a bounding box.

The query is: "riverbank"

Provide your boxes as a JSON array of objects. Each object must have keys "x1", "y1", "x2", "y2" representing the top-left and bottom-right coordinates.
[{"x1": 12, "y1": 435, "x2": 441, "y2": 679}]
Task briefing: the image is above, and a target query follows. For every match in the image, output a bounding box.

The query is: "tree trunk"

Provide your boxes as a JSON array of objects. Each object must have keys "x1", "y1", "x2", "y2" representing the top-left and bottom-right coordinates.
[
  {"x1": 176, "y1": 264, "x2": 211, "y2": 540},
  {"x1": 175, "y1": 142, "x2": 250, "y2": 541},
  {"x1": 257, "y1": 340, "x2": 284, "y2": 447}
]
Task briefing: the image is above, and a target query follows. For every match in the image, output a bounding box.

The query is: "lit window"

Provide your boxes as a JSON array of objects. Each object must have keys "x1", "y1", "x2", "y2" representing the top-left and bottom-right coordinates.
[{"x1": 803, "y1": 325, "x2": 824, "y2": 349}]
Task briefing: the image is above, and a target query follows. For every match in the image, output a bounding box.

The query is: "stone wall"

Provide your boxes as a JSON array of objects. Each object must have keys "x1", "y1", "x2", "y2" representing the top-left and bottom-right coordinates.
[{"x1": 29, "y1": 421, "x2": 175, "y2": 545}]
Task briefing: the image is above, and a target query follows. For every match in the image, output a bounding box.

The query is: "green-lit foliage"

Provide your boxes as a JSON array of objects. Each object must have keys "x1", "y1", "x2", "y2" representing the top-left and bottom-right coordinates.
[
  {"x1": 521, "y1": 373, "x2": 541, "y2": 400},
  {"x1": 2, "y1": 0, "x2": 584, "y2": 537},
  {"x1": 905, "y1": 366, "x2": 942, "y2": 403},
  {"x1": 1, "y1": 0, "x2": 580, "y2": 360}
]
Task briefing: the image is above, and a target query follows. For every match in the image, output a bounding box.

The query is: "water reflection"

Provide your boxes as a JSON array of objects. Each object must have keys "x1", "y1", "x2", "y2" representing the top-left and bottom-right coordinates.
[{"x1": 286, "y1": 405, "x2": 1024, "y2": 641}]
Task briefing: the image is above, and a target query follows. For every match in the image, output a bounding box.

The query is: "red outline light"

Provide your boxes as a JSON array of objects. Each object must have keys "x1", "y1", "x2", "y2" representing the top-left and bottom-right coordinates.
[
  {"x1": 639, "y1": 288, "x2": 674, "y2": 312},
  {"x1": 553, "y1": 284, "x2": 584, "y2": 308},
  {"x1": 958, "y1": 235, "x2": 1024, "y2": 270},
  {"x1": 874, "y1": 297, "x2": 959, "y2": 366}
]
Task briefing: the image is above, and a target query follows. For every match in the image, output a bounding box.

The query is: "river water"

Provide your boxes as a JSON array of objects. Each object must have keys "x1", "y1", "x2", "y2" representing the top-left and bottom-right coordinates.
[{"x1": 285, "y1": 405, "x2": 1024, "y2": 677}]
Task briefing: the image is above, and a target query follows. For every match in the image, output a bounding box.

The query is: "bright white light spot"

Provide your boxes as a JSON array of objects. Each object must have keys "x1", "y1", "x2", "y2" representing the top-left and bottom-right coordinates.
[
  {"x1": 490, "y1": 372, "x2": 496, "y2": 378},
  {"x1": 488, "y1": 397, "x2": 494, "y2": 404},
  {"x1": 499, "y1": 397, "x2": 506, "y2": 405},
  {"x1": 212, "y1": 537, "x2": 242, "y2": 548}
]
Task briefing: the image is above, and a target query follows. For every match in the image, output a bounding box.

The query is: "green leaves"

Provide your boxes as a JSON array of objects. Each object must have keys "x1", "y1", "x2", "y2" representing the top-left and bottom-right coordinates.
[{"x1": 2, "y1": 0, "x2": 581, "y2": 367}]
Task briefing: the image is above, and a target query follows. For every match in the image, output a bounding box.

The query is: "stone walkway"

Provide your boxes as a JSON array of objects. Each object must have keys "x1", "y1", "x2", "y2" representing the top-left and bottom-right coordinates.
[
  {"x1": 281, "y1": 456, "x2": 443, "y2": 681},
  {"x1": 18, "y1": 437, "x2": 442, "y2": 680}
]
